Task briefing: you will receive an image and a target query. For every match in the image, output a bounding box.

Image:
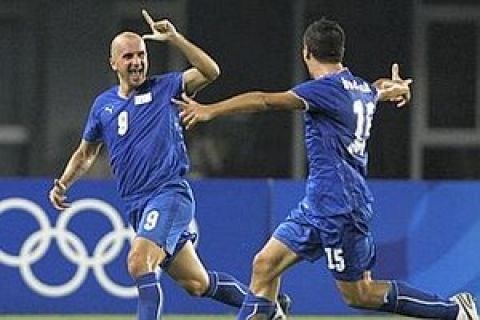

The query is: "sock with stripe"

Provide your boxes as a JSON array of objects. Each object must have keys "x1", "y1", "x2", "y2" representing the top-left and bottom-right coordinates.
[
  {"x1": 202, "y1": 271, "x2": 248, "y2": 307},
  {"x1": 237, "y1": 292, "x2": 276, "y2": 320},
  {"x1": 378, "y1": 280, "x2": 459, "y2": 319},
  {"x1": 135, "y1": 272, "x2": 162, "y2": 320}
]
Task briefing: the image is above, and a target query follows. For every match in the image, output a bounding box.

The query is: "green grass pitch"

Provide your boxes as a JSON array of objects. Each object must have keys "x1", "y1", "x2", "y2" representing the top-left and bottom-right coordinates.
[{"x1": 0, "y1": 315, "x2": 413, "y2": 320}]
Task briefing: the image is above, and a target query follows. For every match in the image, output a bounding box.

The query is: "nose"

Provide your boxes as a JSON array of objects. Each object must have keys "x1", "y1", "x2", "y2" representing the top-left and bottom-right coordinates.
[{"x1": 132, "y1": 54, "x2": 142, "y2": 66}]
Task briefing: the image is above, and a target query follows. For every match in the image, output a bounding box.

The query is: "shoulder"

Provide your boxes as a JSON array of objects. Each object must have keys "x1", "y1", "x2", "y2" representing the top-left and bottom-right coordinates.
[
  {"x1": 149, "y1": 72, "x2": 183, "y2": 85},
  {"x1": 90, "y1": 86, "x2": 117, "y2": 114},
  {"x1": 340, "y1": 71, "x2": 377, "y2": 95},
  {"x1": 292, "y1": 77, "x2": 340, "y2": 99}
]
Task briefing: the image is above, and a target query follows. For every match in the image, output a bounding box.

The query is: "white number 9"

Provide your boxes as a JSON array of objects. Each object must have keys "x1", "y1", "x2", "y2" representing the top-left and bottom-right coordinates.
[
  {"x1": 118, "y1": 111, "x2": 129, "y2": 136},
  {"x1": 143, "y1": 210, "x2": 159, "y2": 231}
]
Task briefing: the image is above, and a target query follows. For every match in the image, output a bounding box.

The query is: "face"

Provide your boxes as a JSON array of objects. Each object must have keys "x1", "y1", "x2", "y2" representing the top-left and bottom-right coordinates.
[{"x1": 110, "y1": 35, "x2": 149, "y2": 91}]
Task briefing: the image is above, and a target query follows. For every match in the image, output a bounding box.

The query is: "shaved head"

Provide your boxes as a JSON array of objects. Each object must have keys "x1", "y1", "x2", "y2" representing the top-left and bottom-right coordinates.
[
  {"x1": 109, "y1": 31, "x2": 149, "y2": 95},
  {"x1": 110, "y1": 31, "x2": 144, "y2": 60}
]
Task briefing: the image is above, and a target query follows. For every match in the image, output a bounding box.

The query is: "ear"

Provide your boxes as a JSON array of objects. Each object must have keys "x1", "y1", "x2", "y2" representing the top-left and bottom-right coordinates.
[
  {"x1": 302, "y1": 45, "x2": 311, "y2": 61},
  {"x1": 110, "y1": 57, "x2": 117, "y2": 71}
]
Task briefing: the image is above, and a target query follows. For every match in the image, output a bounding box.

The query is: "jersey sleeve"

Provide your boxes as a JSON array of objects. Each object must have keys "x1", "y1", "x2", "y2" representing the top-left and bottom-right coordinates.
[
  {"x1": 153, "y1": 72, "x2": 183, "y2": 99},
  {"x1": 292, "y1": 79, "x2": 339, "y2": 114},
  {"x1": 369, "y1": 82, "x2": 380, "y2": 103},
  {"x1": 82, "y1": 100, "x2": 103, "y2": 142}
]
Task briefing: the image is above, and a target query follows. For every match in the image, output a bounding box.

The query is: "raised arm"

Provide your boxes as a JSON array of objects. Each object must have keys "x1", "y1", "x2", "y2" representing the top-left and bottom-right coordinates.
[
  {"x1": 141, "y1": 9, "x2": 220, "y2": 95},
  {"x1": 48, "y1": 140, "x2": 102, "y2": 210},
  {"x1": 174, "y1": 90, "x2": 305, "y2": 130}
]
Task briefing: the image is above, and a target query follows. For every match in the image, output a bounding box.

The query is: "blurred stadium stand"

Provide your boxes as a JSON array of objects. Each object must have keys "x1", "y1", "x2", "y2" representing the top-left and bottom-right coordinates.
[{"x1": 1, "y1": 0, "x2": 480, "y2": 179}]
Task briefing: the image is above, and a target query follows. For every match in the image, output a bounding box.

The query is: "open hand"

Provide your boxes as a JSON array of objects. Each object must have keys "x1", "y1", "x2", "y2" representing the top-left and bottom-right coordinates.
[{"x1": 173, "y1": 93, "x2": 214, "y2": 130}]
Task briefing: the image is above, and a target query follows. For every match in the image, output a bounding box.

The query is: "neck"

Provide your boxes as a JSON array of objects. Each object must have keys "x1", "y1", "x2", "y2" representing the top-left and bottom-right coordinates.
[
  {"x1": 118, "y1": 82, "x2": 134, "y2": 98},
  {"x1": 309, "y1": 62, "x2": 344, "y2": 79}
]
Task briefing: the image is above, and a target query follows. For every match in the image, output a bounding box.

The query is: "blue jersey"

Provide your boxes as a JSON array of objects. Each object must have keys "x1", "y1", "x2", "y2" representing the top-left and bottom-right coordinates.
[
  {"x1": 292, "y1": 69, "x2": 378, "y2": 221},
  {"x1": 82, "y1": 72, "x2": 188, "y2": 209}
]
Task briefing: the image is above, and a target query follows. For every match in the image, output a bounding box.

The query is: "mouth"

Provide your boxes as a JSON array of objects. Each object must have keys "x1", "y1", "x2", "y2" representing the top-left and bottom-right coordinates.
[{"x1": 128, "y1": 68, "x2": 145, "y2": 81}]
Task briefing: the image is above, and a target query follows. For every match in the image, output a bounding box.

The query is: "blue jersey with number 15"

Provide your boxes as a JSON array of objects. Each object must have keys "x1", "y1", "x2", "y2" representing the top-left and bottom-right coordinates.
[
  {"x1": 82, "y1": 72, "x2": 188, "y2": 207},
  {"x1": 291, "y1": 69, "x2": 378, "y2": 222}
]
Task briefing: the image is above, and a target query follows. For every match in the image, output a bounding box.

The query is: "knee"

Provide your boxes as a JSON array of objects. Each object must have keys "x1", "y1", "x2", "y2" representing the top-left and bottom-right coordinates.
[
  {"x1": 127, "y1": 249, "x2": 148, "y2": 279},
  {"x1": 181, "y1": 278, "x2": 209, "y2": 297},
  {"x1": 339, "y1": 287, "x2": 375, "y2": 309}
]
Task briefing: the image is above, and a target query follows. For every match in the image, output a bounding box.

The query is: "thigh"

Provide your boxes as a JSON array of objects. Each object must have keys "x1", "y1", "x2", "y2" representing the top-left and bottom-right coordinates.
[
  {"x1": 165, "y1": 241, "x2": 208, "y2": 286},
  {"x1": 272, "y1": 208, "x2": 325, "y2": 262},
  {"x1": 137, "y1": 187, "x2": 194, "y2": 256},
  {"x1": 257, "y1": 236, "x2": 301, "y2": 278}
]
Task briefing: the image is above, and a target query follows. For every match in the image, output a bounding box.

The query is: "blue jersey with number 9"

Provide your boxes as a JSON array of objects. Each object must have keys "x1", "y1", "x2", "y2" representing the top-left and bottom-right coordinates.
[
  {"x1": 82, "y1": 72, "x2": 189, "y2": 215},
  {"x1": 291, "y1": 69, "x2": 378, "y2": 222}
]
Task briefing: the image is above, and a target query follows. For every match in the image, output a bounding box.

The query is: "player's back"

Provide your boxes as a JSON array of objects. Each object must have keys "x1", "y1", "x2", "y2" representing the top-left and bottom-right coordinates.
[{"x1": 292, "y1": 69, "x2": 377, "y2": 219}]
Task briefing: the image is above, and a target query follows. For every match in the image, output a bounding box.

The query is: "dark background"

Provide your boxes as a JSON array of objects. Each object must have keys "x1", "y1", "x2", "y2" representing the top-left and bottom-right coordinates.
[{"x1": 1, "y1": 0, "x2": 479, "y2": 180}]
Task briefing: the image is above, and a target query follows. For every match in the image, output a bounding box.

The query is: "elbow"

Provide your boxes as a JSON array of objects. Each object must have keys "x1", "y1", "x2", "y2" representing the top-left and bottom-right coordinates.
[
  {"x1": 205, "y1": 64, "x2": 221, "y2": 82},
  {"x1": 256, "y1": 92, "x2": 272, "y2": 111}
]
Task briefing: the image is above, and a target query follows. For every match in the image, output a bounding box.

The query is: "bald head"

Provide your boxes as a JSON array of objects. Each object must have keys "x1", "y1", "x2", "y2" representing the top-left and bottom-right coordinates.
[
  {"x1": 109, "y1": 31, "x2": 149, "y2": 95},
  {"x1": 110, "y1": 31, "x2": 145, "y2": 60}
]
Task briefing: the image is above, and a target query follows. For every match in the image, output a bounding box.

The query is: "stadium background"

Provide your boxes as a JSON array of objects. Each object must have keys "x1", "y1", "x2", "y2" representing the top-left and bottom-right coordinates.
[{"x1": 1, "y1": 0, "x2": 480, "y2": 318}]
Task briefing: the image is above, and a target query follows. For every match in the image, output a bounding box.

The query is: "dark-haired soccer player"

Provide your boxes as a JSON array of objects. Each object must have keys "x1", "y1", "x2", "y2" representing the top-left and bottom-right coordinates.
[
  {"x1": 175, "y1": 18, "x2": 478, "y2": 320},
  {"x1": 48, "y1": 9, "x2": 290, "y2": 320}
]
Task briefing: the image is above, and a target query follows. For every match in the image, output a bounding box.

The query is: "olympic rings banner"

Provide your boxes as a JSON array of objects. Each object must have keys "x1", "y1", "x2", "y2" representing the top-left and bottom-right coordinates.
[{"x1": 1, "y1": 179, "x2": 480, "y2": 315}]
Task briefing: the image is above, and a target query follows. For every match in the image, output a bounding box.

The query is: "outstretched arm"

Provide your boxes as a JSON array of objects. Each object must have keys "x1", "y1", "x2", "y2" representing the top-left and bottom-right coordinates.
[
  {"x1": 48, "y1": 140, "x2": 102, "y2": 210},
  {"x1": 142, "y1": 9, "x2": 220, "y2": 95},
  {"x1": 174, "y1": 90, "x2": 305, "y2": 130}
]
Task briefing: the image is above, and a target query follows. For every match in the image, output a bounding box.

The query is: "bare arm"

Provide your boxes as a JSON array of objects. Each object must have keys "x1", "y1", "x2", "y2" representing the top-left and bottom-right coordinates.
[
  {"x1": 48, "y1": 140, "x2": 102, "y2": 210},
  {"x1": 141, "y1": 10, "x2": 220, "y2": 95},
  {"x1": 174, "y1": 90, "x2": 305, "y2": 130}
]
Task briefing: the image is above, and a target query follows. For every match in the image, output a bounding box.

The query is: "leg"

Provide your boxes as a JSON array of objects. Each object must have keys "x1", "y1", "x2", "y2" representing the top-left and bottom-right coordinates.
[
  {"x1": 250, "y1": 237, "x2": 299, "y2": 299},
  {"x1": 130, "y1": 181, "x2": 196, "y2": 320},
  {"x1": 166, "y1": 239, "x2": 249, "y2": 307},
  {"x1": 326, "y1": 213, "x2": 461, "y2": 319},
  {"x1": 237, "y1": 237, "x2": 300, "y2": 320},
  {"x1": 336, "y1": 271, "x2": 461, "y2": 319},
  {"x1": 128, "y1": 237, "x2": 166, "y2": 320}
]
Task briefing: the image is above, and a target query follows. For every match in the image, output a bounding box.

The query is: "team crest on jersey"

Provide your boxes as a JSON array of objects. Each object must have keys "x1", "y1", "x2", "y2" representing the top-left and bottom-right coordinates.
[{"x1": 134, "y1": 92, "x2": 152, "y2": 105}]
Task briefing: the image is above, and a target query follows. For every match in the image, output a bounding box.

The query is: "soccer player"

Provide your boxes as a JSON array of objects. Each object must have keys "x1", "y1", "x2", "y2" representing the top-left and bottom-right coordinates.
[
  {"x1": 48, "y1": 10, "x2": 288, "y2": 320},
  {"x1": 175, "y1": 18, "x2": 479, "y2": 320}
]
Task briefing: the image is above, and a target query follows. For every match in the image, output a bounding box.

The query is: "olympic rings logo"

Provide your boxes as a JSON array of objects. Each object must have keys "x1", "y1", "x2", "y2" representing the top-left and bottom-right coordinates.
[{"x1": 0, "y1": 197, "x2": 136, "y2": 298}]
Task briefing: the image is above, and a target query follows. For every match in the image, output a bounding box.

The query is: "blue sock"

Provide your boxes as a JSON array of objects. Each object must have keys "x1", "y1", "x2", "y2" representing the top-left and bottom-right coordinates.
[
  {"x1": 237, "y1": 292, "x2": 276, "y2": 320},
  {"x1": 135, "y1": 272, "x2": 163, "y2": 320},
  {"x1": 203, "y1": 271, "x2": 248, "y2": 307},
  {"x1": 378, "y1": 281, "x2": 458, "y2": 319}
]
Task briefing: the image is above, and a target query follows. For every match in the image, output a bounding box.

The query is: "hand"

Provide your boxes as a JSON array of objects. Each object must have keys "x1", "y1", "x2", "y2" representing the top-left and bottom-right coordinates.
[
  {"x1": 173, "y1": 93, "x2": 214, "y2": 130},
  {"x1": 384, "y1": 63, "x2": 413, "y2": 108},
  {"x1": 374, "y1": 63, "x2": 412, "y2": 107},
  {"x1": 380, "y1": 80, "x2": 412, "y2": 106},
  {"x1": 388, "y1": 63, "x2": 412, "y2": 107},
  {"x1": 48, "y1": 179, "x2": 71, "y2": 210},
  {"x1": 142, "y1": 9, "x2": 178, "y2": 42}
]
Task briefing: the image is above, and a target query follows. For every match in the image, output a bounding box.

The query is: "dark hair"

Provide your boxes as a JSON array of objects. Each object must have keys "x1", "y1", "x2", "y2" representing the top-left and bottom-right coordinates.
[{"x1": 303, "y1": 18, "x2": 345, "y2": 63}]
